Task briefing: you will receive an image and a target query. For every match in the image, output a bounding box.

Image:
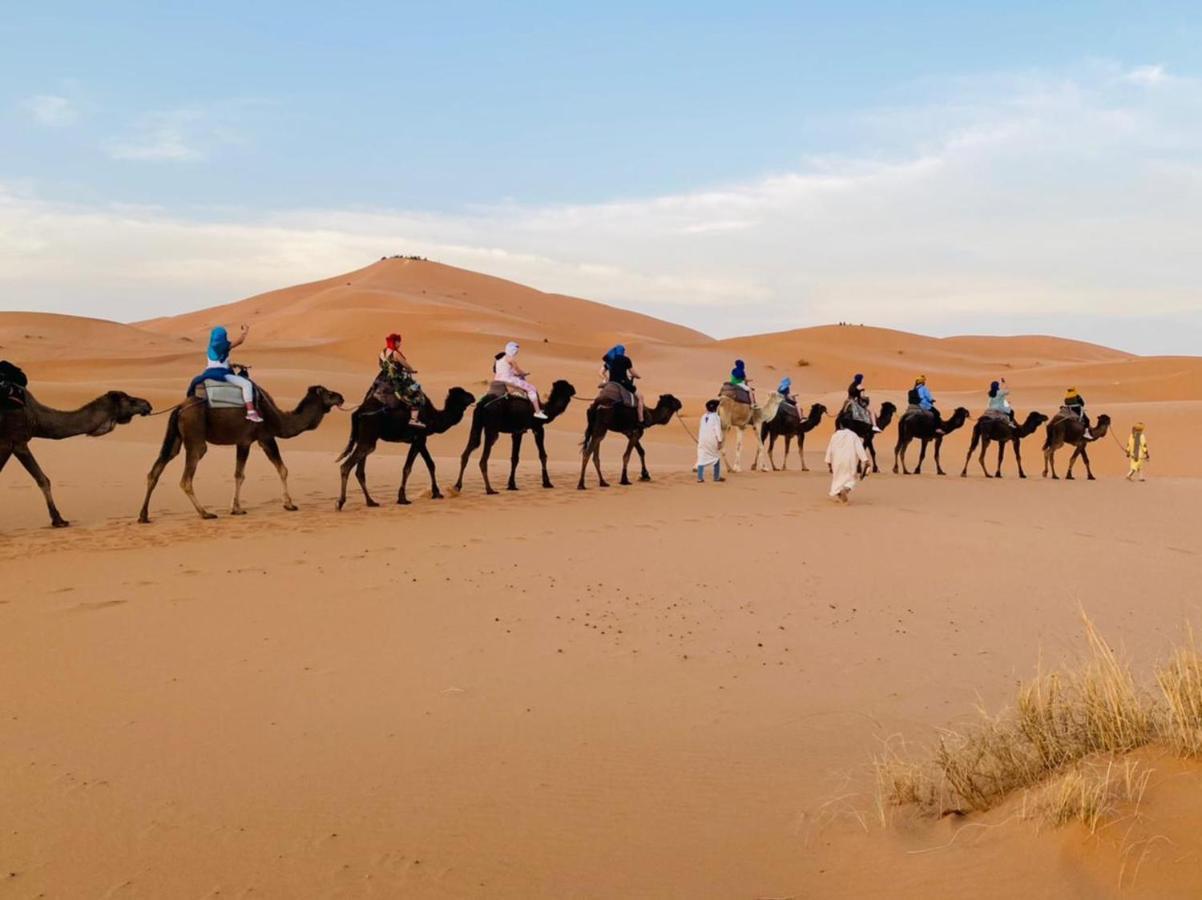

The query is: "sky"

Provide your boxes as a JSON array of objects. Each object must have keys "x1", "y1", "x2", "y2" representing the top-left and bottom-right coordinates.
[{"x1": 1, "y1": 1, "x2": 1200, "y2": 354}]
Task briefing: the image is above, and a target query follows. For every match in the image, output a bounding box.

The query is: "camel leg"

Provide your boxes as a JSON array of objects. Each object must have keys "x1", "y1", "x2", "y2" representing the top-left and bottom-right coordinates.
[
  {"x1": 797, "y1": 433, "x2": 809, "y2": 472},
  {"x1": 338, "y1": 438, "x2": 378, "y2": 510},
  {"x1": 766, "y1": 431, "x2": 779, "y2": 471},
  {"x1": 1066, "y1": 446, "x2": 1080, "y2": 480},
  {"x1": 506, "y1": 432, "x2": 524, "y2": 491},
  {"x1": 421, "y1": 444, "x2": 443, "y2": 499},
  {"x1": 229, "y1": 443, "x2": 251, "y2": 515},
  {"x1": 577, "y1": 426, "x2": 596, "y2": 490},
  {"x1": 962, "y1": 430, "x2": 980, "y2": 477},
  {"x1": 0, "y1": 447, "x2": 8, "y2": 476},
  {"x1": 397, "y1": 442, "x2": 421, "y2": 505},
  {"x1": 478, "y1": 430, "x2": 500, "y2": 495},
  {"x1": 619, "y1": 435, "x2": 637, "y2": 485},
  {"x1": 589, "y1": 433, "x2": 608, "y2": 488},
  {"x1": 179, "y1": 442, "x2": 216, "y2": 520},
  {"x1": 355, "y1": 455, "x2": 378, "y2": 507},
  {"x1": 995, "y1": 440, "x2": 1006, "y2": 478},
  {"x1": 732, "y1": 427, "x2": 744, "y2": 473},
  {"x1": 454, "y1": 422, "x2": 483, "y2": 492},
  {"x1": 893, "y1": 437, "x2": 905, "y2": 475},
  {"x1": 1080, "y1": 446, "x2": 1097, "y2": 480},
  {"x1": 635, "y1": 439, "x2": 650, "y2": 481},
  {"x1": 934, "y1": 435, "x2": 946, "y2": 475},
  {"x1": 914, "y1": 438, "x2": 928, "y2": 475},
  {"x1": 534, "y1": 426, "x2": 554, "y2": 489},
  {"x1": 750, "y1": 426, "x2": 768, "y2": 472},
  {"x1": 12, "y1": 446, "x2": 69, "y2": 528},
  {"x1": 864, "y1": 437, "x2": 877, "y2": 474},
  {"x1": 258, "y1": 437, "x2": 297, "y2": 511},
  {"x1": 1045, "y1": 447, "x2": 1059, "y2": 480},
  {"x1": 138, "y1": 431, "x2": 183, "y2": 523},
  {"x1": 1013, "y1": 439, "x2": 1027, "y2": 479}
]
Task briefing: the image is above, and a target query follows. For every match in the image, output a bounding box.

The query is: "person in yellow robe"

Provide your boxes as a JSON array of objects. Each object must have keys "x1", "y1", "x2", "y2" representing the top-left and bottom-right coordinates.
[{"x1": 1126, "y1": 422, "x2": 1150, "y2": 481}]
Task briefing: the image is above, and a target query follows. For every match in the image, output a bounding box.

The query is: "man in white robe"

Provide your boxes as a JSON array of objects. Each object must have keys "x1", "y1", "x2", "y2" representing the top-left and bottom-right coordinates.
[
  {"x1": 825, "y1": 428, "x2": 869, "y2": 502},
  {"x1": 696, "y1": 399, "x2": 724, "y2": 482}
]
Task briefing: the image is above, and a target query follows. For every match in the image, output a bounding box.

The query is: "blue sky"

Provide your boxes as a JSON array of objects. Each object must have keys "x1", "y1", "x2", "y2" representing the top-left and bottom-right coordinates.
[{"x1": 2, "y1": 2, "x2": 1201, "y2": 353}]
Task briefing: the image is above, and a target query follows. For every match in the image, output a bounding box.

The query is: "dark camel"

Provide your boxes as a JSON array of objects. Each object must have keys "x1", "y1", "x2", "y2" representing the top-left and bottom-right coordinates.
[
  {"x1": 893, "y1": 406, "x2": 970, "y2": 475},
  {"x1": 138, "y1": 385, "x2": 344, "y2": 522},
  {"x1": 1, "y1": 390, "x2": 151, "y2": 527},
  {"x1": 760, "y1": 402, "x2": 827, "y2": 471},
  {"x1": 835, "y1": 401, "x2": 897, "y2": 473},
  {"x1": 1042, "y1": 412, "x2": 1111, "y2": 480},
  {"x1": 959, "y1": 411, "x2": 1049, "y2": 479},
  {"x1": 335, "y1": 387, "x2": 476, "y2": 509},
  {"x1": 578, "y1": 393, "x2": 682, "y2": 489},
  {"x1": 454, "y1": 380, "x2": 576, "y2": 494}
]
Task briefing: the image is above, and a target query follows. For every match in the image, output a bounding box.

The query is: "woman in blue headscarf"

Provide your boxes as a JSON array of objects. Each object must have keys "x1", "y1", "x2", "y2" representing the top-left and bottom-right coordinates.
[
  {"x1": 189, "y1": 324, "x2": 261, "y2": 422},
  {"x1": 599, "y1": 344, "x2": 644, "y2": 421},
  {"x1": 728, "y1": 359, "x2": 757, "y2": 405}
]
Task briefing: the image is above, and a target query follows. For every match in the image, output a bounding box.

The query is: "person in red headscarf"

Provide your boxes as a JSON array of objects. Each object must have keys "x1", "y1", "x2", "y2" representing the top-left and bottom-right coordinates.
[{"x1": 379, "y1": 333, "x2": 425, "y2": 428}]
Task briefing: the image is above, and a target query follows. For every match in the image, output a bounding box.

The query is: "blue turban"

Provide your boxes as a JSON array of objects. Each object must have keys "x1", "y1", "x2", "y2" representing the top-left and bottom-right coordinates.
[
  {"x1": 603, "y1": 344, "x2": 626, "y2": 365},
  {"x1": 731, "y1": 359, "x2": 746, "y2": 380},
  {"x1": 989, "y1": 380, "x2": 999, "y2": 397},
  {"x1": 854, "y1": 373, "x2": 864, "y2": 384},
  {"x1": 778, "y1": 376, "x2": 792, "y2": 393},
  {"x1": 207, "y1": 326, "x2": 231, "y2": 363}
]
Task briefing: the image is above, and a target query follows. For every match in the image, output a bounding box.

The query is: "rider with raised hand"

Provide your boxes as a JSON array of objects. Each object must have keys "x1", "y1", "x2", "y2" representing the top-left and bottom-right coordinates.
[{"x1": 204, "y1": 324, "x2": 261, "y2": 423}]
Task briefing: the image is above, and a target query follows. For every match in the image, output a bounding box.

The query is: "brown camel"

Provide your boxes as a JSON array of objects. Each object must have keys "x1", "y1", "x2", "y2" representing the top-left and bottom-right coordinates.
[
  {"x1": 1042, "y1": 412, "x2": 1111, "y2": 480},
  {"x1": 454, "y1": 380, "x2": 576, "y2": 494},
  {"x1": 1, "y1": 390, "x2": 151, "y2": 527},
  {"x1": 717, "y1": 391, "x2": 783, "y2": 472},
  {"x1": 959, "y1": 410, "x2": 1049, "y2": 479},
  {"x1": 336, "y1": 386, "x2": 476, "y2": 509},
  {"x1": 578, "y1": 393, "x2": 682, "y2": 489},
  {"x1": 893, "y1": 406, "x2": 970, "y2": 475},
  {"x1": 138, "y1": 384, "x2": 344, "y2": 522},
  {"x1": 834, "y1": 400, "x2": 897, "y2": 473},
  {"x1": 760, "y1": 402, "x2": 827, "y2": 471}
]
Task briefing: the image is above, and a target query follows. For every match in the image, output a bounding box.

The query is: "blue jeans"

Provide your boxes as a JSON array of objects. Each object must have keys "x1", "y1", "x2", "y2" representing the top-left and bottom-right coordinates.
[{"x1": 697, "y1": 461, "x2": 721, "y2": 481}]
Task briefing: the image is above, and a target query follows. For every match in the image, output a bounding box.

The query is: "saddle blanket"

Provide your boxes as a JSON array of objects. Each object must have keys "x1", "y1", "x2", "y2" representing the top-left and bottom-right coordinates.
[
  {"x1": 719, "y1": 383, "x2": 751, "y2": 404},
  {"x1": 842, "y1": 400, "x2": 871, "y2": 425},
  {"x1": 905, "y1": 404, "x2": 930, "y2": 417},
  {"x1": 982, "y1": 409, "x2": 1012, "y2": 422},
  {"x1": 595, "y1": 382, "x2": 636, "y2": 407},
  {"x1": 777, "y1": 400, "x2": 800, "y2": 423},
  {"x1": 201, "y1": 379, "x2": 250, "y2": 409}
]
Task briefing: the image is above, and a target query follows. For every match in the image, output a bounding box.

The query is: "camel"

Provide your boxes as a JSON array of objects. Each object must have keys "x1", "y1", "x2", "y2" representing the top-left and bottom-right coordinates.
[
  {"x1": 893, "y1": 406, "x2": 970, "y2": 475},
  {"x1": 834, "y1": 401, "x2": 897, "y2": 474},
  {"x1": 138, "y1": 384, "x2": 344, "y2": 523},
  {"x1": 578, "y1": 393, "x2": 683, "y2": 489},
  {"x1": 1042, "y1": 412, "x2": 1111, "y2": 480},
  {"x1": 717, "y1": 390, "x2": 783, "y2": 472},
  {"x1": 760, "y1": 402, "x2": 826, "y2": 471},
  {"x1": 336, "y1": 387, "x2": 475, "y2": 509},
  {"x1": 959, "y1": 411, "x2": 1049, "y2": 479},
  {"x1": 1, "y1": 390, "x2": 151, "y2": 527},
  {"x1": 454, "y1": 380, "x2": 576, "y2": 494}
]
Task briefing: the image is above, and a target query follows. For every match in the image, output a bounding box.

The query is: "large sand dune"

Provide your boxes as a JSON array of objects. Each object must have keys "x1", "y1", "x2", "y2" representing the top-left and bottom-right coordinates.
[{"x1": 2, "y1": 259, "x2": 1201, "y2": 896}]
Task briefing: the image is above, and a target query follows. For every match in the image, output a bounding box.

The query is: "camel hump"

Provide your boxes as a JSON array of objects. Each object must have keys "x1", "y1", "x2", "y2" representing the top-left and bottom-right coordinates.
[
  {"x1": 200, "y1": 380, "x2": 248, "y2": 409},
  {"x1": 718, "y1": 383, "x2": 751, "y2": 405},
  {"x1": 595, "y1": 382, "x2": 636, "y2": 408}
]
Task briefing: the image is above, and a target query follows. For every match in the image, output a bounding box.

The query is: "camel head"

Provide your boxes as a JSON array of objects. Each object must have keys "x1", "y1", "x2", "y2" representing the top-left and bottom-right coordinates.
[
  {"x1": 1092, "y1": 413, "x2": 1112, "y2": 437},
  {"x1": 547, "y1": 380, "x2": 577, "y2": 413},
  {"x1": 1020, "y1": 411, "x2": 1050, "y2": 435},
  {"x1": 307, "y1": 385, "x2": 346, "y2": 412},
  {"x1": 655, "y1": 394, "x2": 683, "y2": 416},
  {"x1": 877, "y1": 401, "x2": 898, "y2": 427},
  {"x1": 87, "y1": 391, "x2": 152, "y2": 434},
  {"x1": 445, "y1": 386, "x2": 477, "y2": 411}
]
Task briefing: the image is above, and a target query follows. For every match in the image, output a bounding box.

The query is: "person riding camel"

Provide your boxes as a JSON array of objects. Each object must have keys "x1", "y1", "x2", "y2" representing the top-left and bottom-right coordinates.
[
  {"x1": 379, "y1": 333, "x2": 425, "y2": 429},
  {"x1": 908, "y1": 375, "x2": 943, "y2": 434},
  {"x1": 777, "y1": 376, "x2": 799, "y2": 408},
  {"x1": 1064, "y1": 387, "x2": 1093, "y2": 440},
  {"x1": 190, "y1": 325, "x2": 262, "y2": 423},
  {"x1": 986, "y1": 378, "x2": 1018, "y2": 429},
  {"x1": 599, "y1": 344, "x2": 645, "y2": 422},
  {"x1": 729, "y1": 359, "x2": 757, "y2": 406},
  {"x1": 495, "y1": 341, "x2": 548, "y2": 419},
  {"x1": 845, "y1": 373, "x2": 881, "y2": 432}
]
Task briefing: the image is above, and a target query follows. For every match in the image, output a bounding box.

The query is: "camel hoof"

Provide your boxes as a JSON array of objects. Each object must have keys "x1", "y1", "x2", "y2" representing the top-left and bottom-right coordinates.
[
  {"x1": 599, "y1": 481, "x2": 610, "y2": 488},
  {"x1": 230, "y1": 509, "x2": 247, "y2": 516},
  {"x1": 1019, "y1": 474, "x2": 1027, "y2": 479},
  {"x1": 640, "y1": 475, "x2": 651, "y2": 482},
  {"x1": 1065, "y1": 474, "x2": 1074, "y2": 481},
  {"x1": 284, "y1": 504, "x2": 299, "y2": 512},
  {"x1": 430, "y1": 491, "x2": 443, "y2": 500},
  {"x1": 506, "y1": 485, "x2": 518, "y2": 492},
  {"x1": 202, "y1": 512, "x2": 218, "y2": 520},
  {"x1": 1087, "y1": 475, "x2": 1096, "y2": 481},
  {"x1": 365, "y1": 499, "x2": 380, "y2": 508},
  {"x1": 620, "y1": 478, "x2": 631, "y2": 486},
  {"x1": 1051, "y1": 475, "x2": 1060, "y2": 480},
  {"x1": 396, "y1": 498, "x2": 411, "y2": 506},
  {"x1": 52, "y1": 519, "x2": 70, "y2": 528},
  {"x1": 543, "y1": 482, "x2": 554, "y2": 489},
  {"x1": 138, "y1": 515, "x2": 151, "y2": 524},
  {"x1": 486, "y1": 488, "x2": 499, "y2": 496},
  {"x1": 577, "y1": 484, "x2": 587, "y2": 491}
]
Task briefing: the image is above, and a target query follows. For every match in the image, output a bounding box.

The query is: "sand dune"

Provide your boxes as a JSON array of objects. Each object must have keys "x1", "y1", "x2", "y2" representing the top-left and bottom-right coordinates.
[{"x1": 3, "y1": 259, "x2": 1201, "y2": 897}]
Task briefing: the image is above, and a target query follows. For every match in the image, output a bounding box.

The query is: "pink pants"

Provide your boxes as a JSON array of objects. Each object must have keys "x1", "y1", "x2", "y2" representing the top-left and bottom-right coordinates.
[{"x1": 505, "y1": 377, "x2": 539, "y2": 406}]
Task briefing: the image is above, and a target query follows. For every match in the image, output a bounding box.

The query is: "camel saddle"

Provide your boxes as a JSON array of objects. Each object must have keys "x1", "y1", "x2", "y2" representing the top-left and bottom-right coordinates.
[
  {"x1": 777, "y1": 398, "x2": 800, "y2": 423},
  {"x1": 478, "y1": 380, "x2": 534, "y2": 409},
  {"x1": 719, "y1": 383, "x2": 751, "y2": 404},
  {"x1": 594, "y1": 381, "x2": 636, "y2": 408},
  {"x1": 0, "y1": 360, "x2": 27, "y2": 409},
  {"x1": 982, "y1": 408, "x2": 1012, "y2": 423},
  {"x1": 199, "y1": 379, "x2": 253, "y2": 409},
  {"x1": 905, "y1": 404, "x2": 932, "y2": 419},
  {"x1": 842, "y1": 399, "x2": 871, "y2": 425},
  {"x1": 1049, "y1": 406, "x2": 1083, "y2": 428}
]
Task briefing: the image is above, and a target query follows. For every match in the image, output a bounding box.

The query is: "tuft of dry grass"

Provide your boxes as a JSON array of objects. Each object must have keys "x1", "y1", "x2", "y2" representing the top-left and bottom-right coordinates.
[
  {"x1": 876, "y1": 613, "x2": 1201, "y2": 829},
  {"x1": 795, "y1": 358, "x2": 811, "y2": 367}
]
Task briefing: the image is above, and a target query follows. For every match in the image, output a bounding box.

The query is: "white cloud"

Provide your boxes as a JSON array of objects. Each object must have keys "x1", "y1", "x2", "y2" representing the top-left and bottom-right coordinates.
[
  {"x1": 106, "y1": 109, "x2": 208, "y2": 162},
  {"x1": 1122, "y1": 64, "x2": 1168, "y2": 86},
  {"x1": 3, "y1": 64, "x2": 1202, "y2": 353},
  {"x1": 20, "y1": 94, "x2": 77, "y2": 126}
]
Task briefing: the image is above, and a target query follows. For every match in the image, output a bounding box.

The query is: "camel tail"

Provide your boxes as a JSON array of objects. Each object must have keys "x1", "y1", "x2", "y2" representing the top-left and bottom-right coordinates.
[
  {"x1": 581, "y1": 405, "x2": 595, "y2": 454},
  {"x1": 1041, "y1": 424, "x2": 1052, "y2": 451},
  {"x1": 336, "y1": 412, "x2": 359, "y2": 462}
]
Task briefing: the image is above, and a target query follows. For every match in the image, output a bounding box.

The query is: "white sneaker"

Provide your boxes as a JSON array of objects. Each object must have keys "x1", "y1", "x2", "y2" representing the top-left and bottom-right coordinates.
[
  {"x1": 534, "y1": 411, "x2": 549, "y2": 420},
  {"x1": 872, "y1": 425, "x2": 882, "y2": 433}
]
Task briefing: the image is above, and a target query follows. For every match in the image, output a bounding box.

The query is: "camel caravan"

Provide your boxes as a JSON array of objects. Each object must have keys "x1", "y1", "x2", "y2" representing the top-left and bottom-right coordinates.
[{"x1": 0, "y1": 332, "x2": 1127, "y2": 528}]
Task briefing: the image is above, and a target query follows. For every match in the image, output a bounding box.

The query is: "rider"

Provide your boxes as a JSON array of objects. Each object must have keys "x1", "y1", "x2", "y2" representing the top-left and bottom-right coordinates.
[
  {"x1": 380, "y1": 334, "x2": 425, "y2": 429},
  {"x1": 729, "y1": 359, "x2": 757, "y2": 406},
  {"x1": 845, "y1": 373, "x2": 880, "y2": 432},
  {"x1": 908, "y1": 375, "x2": 943, "y2": 434},
  {"x1": 600, "y1": 344, "x2": 645, "y2": 422},
  {"x1": 495, "y1": 341, "x2": 548, "y2": 419},
  {"x1": 1064, "y1": 387, "x2": 1093, "y2": 440},
  {"x1": 194, "y1": 325, "x2": 261, "y2": 423},
  {"x1": 777, "y1": 376, "x2": 800, "y2": 408},
  {"x1": 986, "y1": 378, "x2": 1018, "y2": 429}
]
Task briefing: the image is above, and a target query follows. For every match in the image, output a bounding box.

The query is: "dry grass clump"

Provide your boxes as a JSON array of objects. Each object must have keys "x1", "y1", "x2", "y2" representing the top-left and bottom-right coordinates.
[{"x1": 876, "y1": 614, "x2": 1201, "y2": 828}]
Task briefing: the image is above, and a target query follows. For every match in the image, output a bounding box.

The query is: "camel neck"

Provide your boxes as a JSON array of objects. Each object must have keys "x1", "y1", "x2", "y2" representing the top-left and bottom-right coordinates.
[{"x1": 30, "y1": 396, "x2": 115, "y2": 440}]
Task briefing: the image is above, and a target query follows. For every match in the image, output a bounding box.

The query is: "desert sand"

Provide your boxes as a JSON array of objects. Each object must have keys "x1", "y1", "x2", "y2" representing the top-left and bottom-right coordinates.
[{"x1": 3, "y1": 259, "x2": 1201, "y2": 897}]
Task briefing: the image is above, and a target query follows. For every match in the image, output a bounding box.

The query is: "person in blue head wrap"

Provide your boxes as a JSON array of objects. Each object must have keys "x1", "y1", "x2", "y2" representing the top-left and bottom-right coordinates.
[
  {"x1": 599, "y1": 343, "x2": 645, "y2": 421},
  {"x1": 776, "y1": 375, "x2": 800, "y2": 410},
  {"x1": 727, "y1": 359, "x2": 757, "y2": 405},
  {"x1": 187, "y1": 323, "x2": 261, "y2": 422}
]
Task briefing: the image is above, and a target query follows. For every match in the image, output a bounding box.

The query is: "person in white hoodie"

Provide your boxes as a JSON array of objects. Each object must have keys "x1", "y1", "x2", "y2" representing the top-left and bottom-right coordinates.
[
  {"x1": 825, "y1": 427, "x2": 868, "y2": 503},
  {"x1": 695, "y1": 399, "x2": 724, "y2": 482},
  {"x1": 494, "y1": 341, "x2": 547, "y2": 419}
]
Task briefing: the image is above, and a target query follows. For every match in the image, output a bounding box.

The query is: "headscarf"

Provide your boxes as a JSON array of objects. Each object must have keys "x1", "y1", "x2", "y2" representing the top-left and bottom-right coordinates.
[
  {"x1": 853, "y1": 373, "x2": 864, "y2": 384},
  {"x1": 1133, "y1": 422, "x2": 1145, "y2": 431},
  {"x1": 915, "y1": 374, "x2": 926, "y2": 385},
  {"x1": 1066, "y1": 387, "x2": 1079, "y2": 399},
  {"x1": 207, "y1": 326, "x2": 231, "y2": 363},
  {"x1": 385, "y1": 333, "x2": 401, "y2": 351},
  {"x1": 731, "y1": 359, "x2": 747, "y2": 380},
  {"x1": 778, "y1": 376, "x2": 792, "y2": 393},
  {"x1": 505, "y1": 341, "x2": 520, "y2": 358},
  {"x1": 989, "y1": 380, "x2": 999, "y2": 397}
]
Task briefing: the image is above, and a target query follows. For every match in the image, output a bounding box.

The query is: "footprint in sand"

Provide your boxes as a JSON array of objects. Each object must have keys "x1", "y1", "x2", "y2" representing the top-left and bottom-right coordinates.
[{"x1": 71, "y1": 599, "x2": 128, "y2": 612}]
